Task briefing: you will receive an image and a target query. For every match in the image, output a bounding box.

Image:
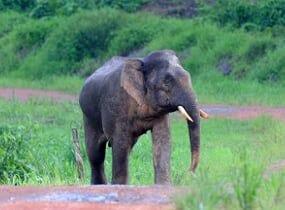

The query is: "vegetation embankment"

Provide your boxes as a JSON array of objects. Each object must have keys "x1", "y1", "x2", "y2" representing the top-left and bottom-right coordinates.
[{"x1": 0, "y1": 0, "x2": 285, "y2": 105}]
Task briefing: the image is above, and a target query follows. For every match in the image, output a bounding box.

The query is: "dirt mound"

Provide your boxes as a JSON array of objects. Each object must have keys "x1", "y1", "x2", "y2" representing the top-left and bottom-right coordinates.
[{"x1": 0, "y1": 185, "x2": 181, "y2": 210}]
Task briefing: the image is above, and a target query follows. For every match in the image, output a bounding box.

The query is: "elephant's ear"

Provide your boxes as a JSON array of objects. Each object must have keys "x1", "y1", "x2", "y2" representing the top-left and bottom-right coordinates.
[{"x1": 120, "y1": 59, "x2": 145, "y2": 106}]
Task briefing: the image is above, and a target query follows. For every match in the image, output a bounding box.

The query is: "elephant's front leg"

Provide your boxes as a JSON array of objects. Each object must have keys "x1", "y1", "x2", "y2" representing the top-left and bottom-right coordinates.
[
  {"x1": 151, "y1": 115, "x2": 171, "y2": 185},
  {"x1": 111, "y1": 132, "x2": 132, "y2": 184}
]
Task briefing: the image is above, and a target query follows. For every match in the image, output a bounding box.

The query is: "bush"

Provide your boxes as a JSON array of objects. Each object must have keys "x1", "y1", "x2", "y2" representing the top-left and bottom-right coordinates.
[
  {"x1": 252, "y1": 45, "x2": 285, "y2": 83},
  {"x1": 29, "y1": 0, "x2": 86, "y2": 18},
  {"x1": 0, "y1": 0, "x2": 36, "y2": 11},
  {"x1": 0, "y1": 11, "x2": 27, "y2": 38},
  {"x1": 0, "y1": 125, "x2": 35, "y2": 184},
  {"x1": 29, "y1": 0, "x2": 57, "y2": 18},
  {"x1": 233, "y1": 153, "x2": 262, "y2": 210},
  {"x1": 19, "y1": 9, "x2": 126, "y2": 78},
  {"x1": 95, "y1": 0, "x2": 149, "y2": 12},
  {"x1": 0, "y1": 17, "x2": 57, "y2": 74},
  {"x1": 203, "y1": 0, "x2": 285, "y2": 30},
  {"x1": 0, "y1": 0, "x2": 149, "y2": 17},
  {"x1": 107, "y1": 13, "x2": 163, "y2": 56}
]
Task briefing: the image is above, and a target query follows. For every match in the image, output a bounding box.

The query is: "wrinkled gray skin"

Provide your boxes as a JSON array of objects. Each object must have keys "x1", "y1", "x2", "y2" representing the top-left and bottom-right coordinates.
[{"x1": 79, "y1": 50, "x2": 200, "y2": 185}]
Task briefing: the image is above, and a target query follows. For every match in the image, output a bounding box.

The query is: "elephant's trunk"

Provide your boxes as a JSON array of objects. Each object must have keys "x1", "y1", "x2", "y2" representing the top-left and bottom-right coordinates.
[
  {"x1": 187, "y1": 115, "x2": 200, "y2": 172},
  {"x1": 183, "y1": 96, "x2": 200, "y2": 172}
]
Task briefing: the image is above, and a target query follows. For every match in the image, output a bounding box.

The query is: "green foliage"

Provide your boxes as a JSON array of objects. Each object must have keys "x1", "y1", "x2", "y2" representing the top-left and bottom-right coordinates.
[
  {"x1": 0, "y1": 5, "x2": 285, "y2": 83},
  {"x1": 0, "y1": 0, "x2": 36, "y2": 11},
  {"x1": 95, "y1": 0, "x2": 149, "y2": 12},
  {"x1": 29, "y1": 0, "x2": 58, "y2": 18},
  {"x1": 251, "y1": 45, "x2": 285, "y2": 83},
  {"x1": 107, "y1": 13, "x2": 163, "y2": 56},
  {"x1": 19, "y1": 9, "x2": 125, "y2": 78},
  {"x1": 0, "y1": 125, "x2": 35, "y2": 184},
  {"x1": 0, "y1": 99, "x2": 79, "y2": 184},
  {"x1": 176, "y1": 171, "x2": 232, "y2": 210},
  {"x1": 146, "y1": 18, "x2": 282, "y2": 83},
  {"x1": 29, "y1": 0, "x2": 94, "y2": 18},
  {"x1": 0, "y1": 0, "x2": 149, "y2": 17},
  {"x1": 175, "y1": 117, "x2": 285, "y2": 210},
  {"x1": 0, "y1": 11, "x2": 27, "y2": 38},
  {"x1": 233, "y1": 152, "x2": 263, "y2": 210},
  {"x1": 0, "y1": 9, "x2": 165, "y2": 78},
  {"x1": 203, "y1": 0, "x2": 285, "y2": 29},
  {"x1": 0, "y1": 17, "x2": 58, "y2": 74}
]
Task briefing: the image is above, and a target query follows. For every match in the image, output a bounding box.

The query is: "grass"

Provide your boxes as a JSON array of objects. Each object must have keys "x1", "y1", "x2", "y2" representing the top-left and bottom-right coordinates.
[
  {"x1": 194, "y1": 73, "x2": 285, "y2": 106},
  {"x1": 0, "y1": 98, "x2": 284, "y2": 209},
  {"x1": 0, "y1": 76, "x2": 82, "y2": 94}
]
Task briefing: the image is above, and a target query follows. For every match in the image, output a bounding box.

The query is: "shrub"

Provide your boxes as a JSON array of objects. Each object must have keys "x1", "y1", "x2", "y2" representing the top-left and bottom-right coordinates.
[
  {"x1": 94, "y1": 0, "x2": 149, "y2": 12},
  {"x1": 19, "y1": 9, "x2": 126, "y2": 78},
  {"x1": 29, "y1": 0, "x2": 83, "y2": 18},
  {"x1": 0, "y1": 0, "x2": 36, "y2": 11},
  {"x1": 252, "y1": 45, "x2": 285, "y2": 83},
  {"x1": 29, "y1": 0, "x2": 57, "y2": 18},
  {"x1": 244, "y1": 39, "x2": 276, "y2": 63},
  {"x1": 203, "y1": 0, "x2": 285, "y2": 29},
  {"x1": 233, "y1": 153, "x2": 263, "y2": 210},
  {"x1": 0, "y1": 125, "x2": 35, "y2": 184},
  {"x1": 107, "y1": 13, "x2": 163, "y2": 56},
  {"x1": 0, "y1": 11, "x2": 27, "y2": 38},
  {"x1": 0, "y1": 0, "x2": 149, "y2": 17},
  {"x1": 0, "y1": 18, "x2": 57, "y2": 74}
]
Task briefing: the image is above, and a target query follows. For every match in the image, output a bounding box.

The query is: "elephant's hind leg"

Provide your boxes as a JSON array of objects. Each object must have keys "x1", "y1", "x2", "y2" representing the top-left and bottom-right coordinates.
[{"x1": 84, "y1": 116, "x2": 107, "y2": 184}]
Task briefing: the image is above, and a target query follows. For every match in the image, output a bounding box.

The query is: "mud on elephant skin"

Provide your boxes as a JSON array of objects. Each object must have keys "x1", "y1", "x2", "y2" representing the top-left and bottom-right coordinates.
[{"x1": 79, "y1": 50, "x2": 208, "y2": 185}]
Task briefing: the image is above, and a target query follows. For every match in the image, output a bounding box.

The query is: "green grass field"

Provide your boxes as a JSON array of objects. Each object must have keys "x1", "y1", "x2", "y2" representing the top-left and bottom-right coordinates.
[{"x1": 0, "y1": 98, "x2": 284, "y2": 209}]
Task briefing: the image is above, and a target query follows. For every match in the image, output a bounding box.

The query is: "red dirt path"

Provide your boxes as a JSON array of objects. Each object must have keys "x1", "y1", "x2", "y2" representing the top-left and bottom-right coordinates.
[
  {"x1": 0, "y1": 185, "x2": 178, "y2": 210},
  {"x1": 1, "y1": 87, "x2": 285, "y2": 121},
  {"x1": 0, "y1": 88, "x2": 76, "y2": 102}
]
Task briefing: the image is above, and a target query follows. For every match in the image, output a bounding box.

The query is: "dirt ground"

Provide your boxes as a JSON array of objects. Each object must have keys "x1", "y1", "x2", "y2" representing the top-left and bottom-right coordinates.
[
  {"x1": 1, "y1": 87, "x2": 285, "y2": 121},
  {"x1": 0, "y1": 87, "x2": 284, "y2": 210},
  {"x1": 0, "y1": 185, "x2": 179, "y2": 210}
]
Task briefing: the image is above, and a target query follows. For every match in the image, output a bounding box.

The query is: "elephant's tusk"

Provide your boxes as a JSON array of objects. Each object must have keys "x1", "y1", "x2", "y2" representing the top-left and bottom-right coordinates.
[
  {"x1": 178, "y1": 106, "x2": 194, "y2": 122},
  {"x1": 200, "y1": 109, "x2": 209, "y2": 119}
]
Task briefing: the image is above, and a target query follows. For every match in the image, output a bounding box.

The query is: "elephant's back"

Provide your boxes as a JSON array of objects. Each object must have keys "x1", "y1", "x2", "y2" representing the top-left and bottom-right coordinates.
[
  {"x1": 85, "y1": 56, "x2": 125, "y2": 84},
  {"x1": 79, "y1": 57, "x2": 125, "y2": 118}
]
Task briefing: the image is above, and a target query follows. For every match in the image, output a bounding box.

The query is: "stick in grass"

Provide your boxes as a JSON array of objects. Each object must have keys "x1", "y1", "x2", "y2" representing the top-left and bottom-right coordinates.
[{"x1": 72, "y1": 128, "x2": 84, "y2": 181}]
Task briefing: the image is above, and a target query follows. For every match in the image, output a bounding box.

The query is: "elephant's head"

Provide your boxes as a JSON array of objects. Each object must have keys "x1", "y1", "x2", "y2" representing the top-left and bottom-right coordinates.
[{"x1": 121, "y1": 50, "x2": 208, "y2": 172}]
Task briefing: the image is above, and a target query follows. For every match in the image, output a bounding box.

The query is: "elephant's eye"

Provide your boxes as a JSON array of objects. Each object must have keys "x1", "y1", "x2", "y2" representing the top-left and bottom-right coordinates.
[{"x1": 163, "y1": 74, "x2": 174, "y2": 87}]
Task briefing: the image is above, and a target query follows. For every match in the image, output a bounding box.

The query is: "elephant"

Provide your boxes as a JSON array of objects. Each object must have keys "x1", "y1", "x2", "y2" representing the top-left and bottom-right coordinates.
[{"x1": 79, "y1": 50, "x2": 208, "y2": 185}]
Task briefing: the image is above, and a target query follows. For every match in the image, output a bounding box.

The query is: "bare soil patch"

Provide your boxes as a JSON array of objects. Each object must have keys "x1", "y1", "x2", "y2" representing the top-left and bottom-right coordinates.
[
  {"x1": 0, "y1": 185, "x2": 179, "y2": 210},
  {"x1": 2, "y1": 87, "x2": 284, "y2": 121},
  {"x1": 202, "y1": 104, "x2": 285, "y2": 121},
  {"x1": 0, "y1": 88, "x2": 76, "y2": 102}
]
